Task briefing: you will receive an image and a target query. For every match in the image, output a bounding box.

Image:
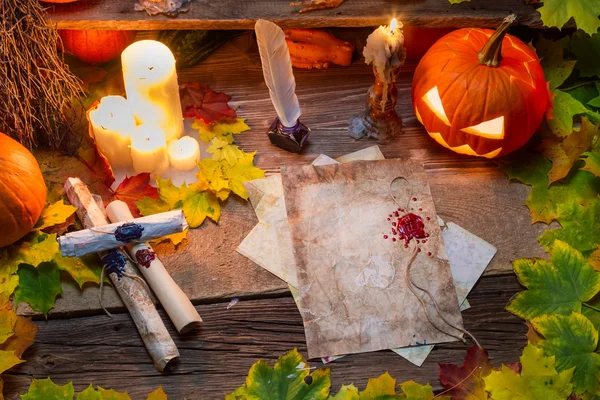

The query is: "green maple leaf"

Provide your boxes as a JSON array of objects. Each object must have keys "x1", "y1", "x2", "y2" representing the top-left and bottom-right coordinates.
[
  {"x1": 483, "y1": 343, "x2": 574, "y2": 400},
  {"x1": 226, "y1": 348, "x2": 330, "y2": 400},
  {"x1": 531, "y1": 312, "x2": 600, "y2": 395},
  {"x1": 582, "y1": 152, "x2": 600, "y2": 176},
  {"x1": 34, "y1": 200, "x2": 77, "y2": 231},
  {"x1": 76, "y1": 385, "x2": 132, "y2": 400},
  {"x1": 571, "y1": 31, "x2": 600, "y2": 78},
  {"x1": 508, "y1": 240, "x2": 600, "y2": 320},
  {"x1": 357, "y1": 372, "x2": 400, "y2": 399},
  {"x1": 21, "y1": 378, "x2": 75, "y2": 400},
  {"x1": 588, "y1": 83, "x2": 600, "y2": 108},
  {"x1": 538, "y1": 117, "x2": 598, "y2": 183},
  {"x1": 498, "y1": 152, "x2": 600, "y2": 223},
  {"x1": 536, "y1": 37, "x2": 577, "y2": 89},
  {"x1": 54, "y1": 254, "x2": 102, "y2": 288},
  {"x1": 14, "y1": 263, "x2": 62, "y2": 317},
  {"x1": 548, "y1": 89, "x2": 600, "y2": 137},
  {"x1": 582, "y1": 295, "x2": 600, "y2": 332},
  {"x1": 182, "y1": 190, "x2": 221, "y2": 227},
  {"x1": 538, "y1": 198, "x2": 600, "y2": 253},
  {"x1": 537, "y1": 0, "x2": 600, "y2": 35}
]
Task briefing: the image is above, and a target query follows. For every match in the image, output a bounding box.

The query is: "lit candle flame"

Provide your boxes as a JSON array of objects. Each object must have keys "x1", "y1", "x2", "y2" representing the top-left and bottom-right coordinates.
[{"x1": 389, "y1": 18, "x2": 398, "y2": 33}]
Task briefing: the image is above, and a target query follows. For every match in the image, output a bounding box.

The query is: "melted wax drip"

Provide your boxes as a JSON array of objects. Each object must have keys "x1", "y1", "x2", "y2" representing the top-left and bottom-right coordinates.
[
  {"x1": 136, "y1": 248, "x2": 156, "y2": 268},
  {"x1": 383, "y1": 198, "x2": 432, "y2": 256}
]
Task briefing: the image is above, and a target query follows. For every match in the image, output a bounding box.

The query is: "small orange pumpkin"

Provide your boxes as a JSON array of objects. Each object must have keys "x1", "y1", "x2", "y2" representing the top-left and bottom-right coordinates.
[
  {"x1": 59, "y1": 30, "x2": 136, "y2": 64},
  {"x1": 0, "y1": 133, "x2": 47, "y2": 248},
  {"x1": 412, "y1": 17, "x2": 548, "y2": 158}
]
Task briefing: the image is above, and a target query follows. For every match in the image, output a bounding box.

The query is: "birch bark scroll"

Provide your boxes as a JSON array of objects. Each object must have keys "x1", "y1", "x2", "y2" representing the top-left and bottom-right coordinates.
[
  {"x1": 58, "y1": 210, "x2": 188, "y2": 257},
  {"x1": 106, "y1": 200, "x2": 202, "y2": 334},
  {"x1": 63, "y1": 177, "x2": 179, "y2": 372}
]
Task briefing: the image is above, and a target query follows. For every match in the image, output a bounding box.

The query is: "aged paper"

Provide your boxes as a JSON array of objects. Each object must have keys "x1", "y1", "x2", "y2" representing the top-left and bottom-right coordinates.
[{"x1": 282, "y1": 159, "x2": 464, "y2": 358}]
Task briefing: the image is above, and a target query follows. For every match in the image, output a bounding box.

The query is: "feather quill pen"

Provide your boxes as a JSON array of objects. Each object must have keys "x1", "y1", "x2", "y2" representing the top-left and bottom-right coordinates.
[{"x1": 255, "y1": 19, "x2": 301, "y2": 128}]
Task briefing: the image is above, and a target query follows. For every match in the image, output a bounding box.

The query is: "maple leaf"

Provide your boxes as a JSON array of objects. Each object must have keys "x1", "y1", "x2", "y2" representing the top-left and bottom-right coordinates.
[
  {"x1": 536, "y1": 37, "x2": 577, "y2": 90},
  {"x1": 589, "y1": 248, "x2": 600, "y2": 271},
  {"x1": 330, "y1": 384, "x2": 360, "y2": 399},
  {"x1": 498, "y1": 152, "x2": 599, "y2": 224},
  {"x1": 21, "y1": 378, "x2": 75, "y2": 400},
  {"x1": 531, "y1": 312, "x2": 600, "y2": 395},
  {"x1": 0, "y1": 309, "x2": 16, "y2": 345},
  {"x1": 146, "y1": 386, "x2": 168, "y2": 400},
  {"x1": 538, "y1": 199, "x2": 600, "y2": 253},
  {"x1": 113, "y1": 173, "x2": 159, "y2": 217},
  {"x1": 0, "y1": 314, "x2": 38, "y2": 358},
  {"x1": 180, "y1": 83, "x2": 236, "y2": 124},
  {"x1": 448, "y1": 0, "x2": 470, "y2": 3},
  {"x1": 0, "y1": 350, "x2": 24, "y2": 376},
  {"x1": 226, "y1": 348, "x2": 330, "y2": 400},
  {"x1": 571, "y1": 31, "x2": 600, "y2": 78},
  {"x1": 439, "y1": 345, "x2": 493, "y2": 400},
  {"x1": 150, "y1": 229, "x2": 188, "y2": 247},
  {"x1": 207, "y1": 137, "x2": 246, "y2": 165},
  {"x1": 581, "y1": 152, "x2": 600, "y2": 176},
  {"x1": 507, "y1": 240, "x2": 600, "y2": 320},
  {"x1": 193, "y1": 118, "x2": 250, "y2": 144},
  {"x1": 548, "y1": 89, "x2": 600, "y2": 137},
  {"x1": 538, "y1": 117, "x2": 598, "y2": 183},
  {"x1": 34, "y1": 201, "x2": 77, "y2": 232},
  {"x1": 483, "y1": 343, "x2": 574, "y2": 400},
  {"x1": 14, "y1": 263, "x2": 62, "y2": 317},
  {"x1": 197, "y1": 159, "x2": 232, "y2": 200},
  {"x1": 399, "y1": 380, "x2": 448, "y2": 400},
  {"x1": 182, "y1": 190, "x2": 221, "y2": 227},
  {"x1": 537, "y1": 0, "x2": 600, "y2": 35},
  {"x1": 588, "y1": 83, "x2": 600, "y2": 108},
  {"x1": 222, "y1": 152, "x2": 266, "y2": 200},
  {"x1": 55, "y1": 253, "x2": 102, "y2": 289}
]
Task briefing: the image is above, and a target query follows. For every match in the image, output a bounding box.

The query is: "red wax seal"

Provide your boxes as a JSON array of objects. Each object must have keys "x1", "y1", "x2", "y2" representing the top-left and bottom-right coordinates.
[
  {"x1": 136, "y1": 248, "x2": 156, "y2": 268},
  {"x1": 397, "y1": 213, "x2": 427, "y2": 245}
]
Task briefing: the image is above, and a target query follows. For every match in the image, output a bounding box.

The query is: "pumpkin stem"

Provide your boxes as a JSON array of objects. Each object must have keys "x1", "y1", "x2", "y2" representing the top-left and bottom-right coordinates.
[{"x1": 477, "y1": 14, "x2": 517, "y2": 67}]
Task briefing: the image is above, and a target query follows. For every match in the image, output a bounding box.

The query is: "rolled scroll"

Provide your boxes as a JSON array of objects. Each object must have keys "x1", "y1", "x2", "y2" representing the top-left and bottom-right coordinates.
[
  {"x1": 58, "y1": 210, "x2": 188, "y2": 257},
  {"x1": 106, "y1": 200, "x2": 202, "y2": 333},
  {"x1": 64, "y1": 177, "x2": 179, "y2": 372}
]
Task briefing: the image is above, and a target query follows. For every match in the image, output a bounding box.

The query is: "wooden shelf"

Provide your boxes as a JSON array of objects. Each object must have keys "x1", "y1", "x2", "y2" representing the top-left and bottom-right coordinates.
[{"x1": 46, "y1": 0, "x2": 540, "y2": 30}]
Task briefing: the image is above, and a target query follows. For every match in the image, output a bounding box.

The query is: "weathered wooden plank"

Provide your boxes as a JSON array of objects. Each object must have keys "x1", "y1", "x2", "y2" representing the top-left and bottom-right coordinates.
[
  {"x1": 5, "y1": 274, "x2": 527, "y2": 400},
  {"x1": 18, "y1": 37, "x2": 546, "y2": 317},
  {"x1": 46, "y1": 0, "x2": 540, "y2": 30}
]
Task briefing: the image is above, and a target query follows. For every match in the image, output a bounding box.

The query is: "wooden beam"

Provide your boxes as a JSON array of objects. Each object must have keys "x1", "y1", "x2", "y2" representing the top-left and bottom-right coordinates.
[
  {"x1": 46, "y1": 0, "x2": 540, "y2": 30},
  {"x1": 5, "y1": 275, "x2": 527, "y2": 398}
]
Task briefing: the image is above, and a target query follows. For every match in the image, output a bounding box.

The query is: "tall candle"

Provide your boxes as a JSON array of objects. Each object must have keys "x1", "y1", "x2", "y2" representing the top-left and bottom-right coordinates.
[
  {"x1": 121, "y1": 40, "x2": 184, "y2": 142},
  {"x1": 168, "y1": 136, "x2": 200, "y2": 171},
  {"x1": 88, "y1": 96, "x2": 135, "y2": 169},
  {"x1": 131, "y1": 124, "x2": 169, "y2": 177},
  {"x1": 363, "y1": 18, "x2": 405, "y2": 83}
]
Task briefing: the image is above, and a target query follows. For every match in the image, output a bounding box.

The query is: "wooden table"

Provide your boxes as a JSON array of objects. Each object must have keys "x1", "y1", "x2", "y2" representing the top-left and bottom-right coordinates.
[{"x1": 5, "y1": 35, "x2": 543, "y2": 399}]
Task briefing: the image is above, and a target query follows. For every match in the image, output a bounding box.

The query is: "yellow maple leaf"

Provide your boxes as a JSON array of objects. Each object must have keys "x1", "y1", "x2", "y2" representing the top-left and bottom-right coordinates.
[
  {"x1": 0, "y1": 350, "x2": 24, "y2": 375},
  {"x1": 207, "y1": 137, "x2": 245, "y2": 166},
  {"x1": 0, "y1": 314, "x2": 38, "y2": 358},
  {"x1": 222, "y1": 152, "x2": 265, "y2": 200},
  {"x1": 197, "y1": 159, "x2": 231, "y2": 201},
  {"x1": 193, "y1": 118, "x2": 250, "y2": 144},
  {"x1": 146, "y1": 386, "x2": 168, "y2": 400},
  {"x1": 150, "y1": 228, "x2": 188, "y2": 247},
  {"x1": 34, "y1": 200, "x2": 77, "y2": 231}
]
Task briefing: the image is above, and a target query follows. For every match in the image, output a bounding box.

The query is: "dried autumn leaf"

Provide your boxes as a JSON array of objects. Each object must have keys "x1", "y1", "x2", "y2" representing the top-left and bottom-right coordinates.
[
  {"x1": 589, "y1": 247, "x2": 600, "y2": 271},
  {"x1": 14, "y1": 263, "x2": 62, "y2": 317},
  {"x1": 0, "y1": 310, "x2": 16, "y2": 345},
  {"x1": 507, "y1": 240, "x2": 600, "y2": 320},
  {"x1": 113, "y1": 173, "x2": 159, "y2": 217},
  {"x1": 180, "y1": 83, "x2": 236, "y2": 124},
  {"x1": 150, "y1": 229, "x2": 188, "y2": 247},
  {"x1": 538, "y1": 199, "x2": 600, "y2": 253},
  {"x1": 21, "y1": 378, "x2": 74, "y2": 400},
  {"x1": 193, "y1": 117, "x2": 250, "y2": 144},
  {"x1": 0, "y1": 314, "x2": 38, "y2": 358},
  {"x1": 537, "y1": 117, "x2": 598, "y2": 183},
  {"x1": 226, "y1": 348, "x2": 330, "y2": 400},
  {"x1": 439, "y1": 345, "x2": 493, "y2": 400},
  {"x1": 0, "y1": 350, "x2": 24, "y2": 375},
  {"x1": 483, "y1": 343, "x2": 574, "y2": 400},
  {"x1": 34, "y1": 201, "x2": 77, "y2": 232},
  {"x1": 531, "y1": 312, "x2": 600, "y2": 395}
]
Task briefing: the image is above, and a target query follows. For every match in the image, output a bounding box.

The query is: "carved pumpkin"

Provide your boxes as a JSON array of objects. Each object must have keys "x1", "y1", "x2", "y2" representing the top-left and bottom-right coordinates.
[
  {"x1": 59, "y1": 30, "x2": 136, "y2": 64},
  {"x1": 0, "y1": 133, "x2": 47, "y2": 248},
  {"x1": 411, "y1": 17, "x2": 548, "y2": 158}
]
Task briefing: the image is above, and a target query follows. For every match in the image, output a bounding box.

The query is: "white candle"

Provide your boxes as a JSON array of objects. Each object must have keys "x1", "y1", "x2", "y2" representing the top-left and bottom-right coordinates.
[
  {"x1": 168, "y1": 136, "x2": 200, "y2": 171},
  {"x1": 121, "y1": 40, "x2": 184, "y2": 142},
  {"x1": 130, "y1": 124, "x2": 169, "y2": 177},
  {"x1": 363, "y1": 18, "x2": 405, "y2": 83},
  {"x1": 88, "y1": 96, "x2": 135, "y2": 169}
]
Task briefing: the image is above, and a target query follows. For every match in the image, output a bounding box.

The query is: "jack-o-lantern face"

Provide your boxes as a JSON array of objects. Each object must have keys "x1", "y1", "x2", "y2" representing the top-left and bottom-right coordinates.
[{"x1": 412, "y1": 18, "x2": 548, "y2": 158}]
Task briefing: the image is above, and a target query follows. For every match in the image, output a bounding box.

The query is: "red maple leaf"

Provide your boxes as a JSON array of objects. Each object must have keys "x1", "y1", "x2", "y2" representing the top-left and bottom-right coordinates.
[
  {"x1": 113, "y1": 173, "x2": 159, "y2": 217},
  {"x1": 439, "y1": 345, "x2": 493, "y2": 400},
  {"x1": 180, "y1": 83, "x2": 237, "y2": 124}
]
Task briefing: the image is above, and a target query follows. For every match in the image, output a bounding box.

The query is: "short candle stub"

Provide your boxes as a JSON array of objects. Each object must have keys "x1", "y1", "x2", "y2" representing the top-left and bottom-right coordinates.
[{"x1": 267, "y1": 118, "x2": 310, "y2": 153}]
